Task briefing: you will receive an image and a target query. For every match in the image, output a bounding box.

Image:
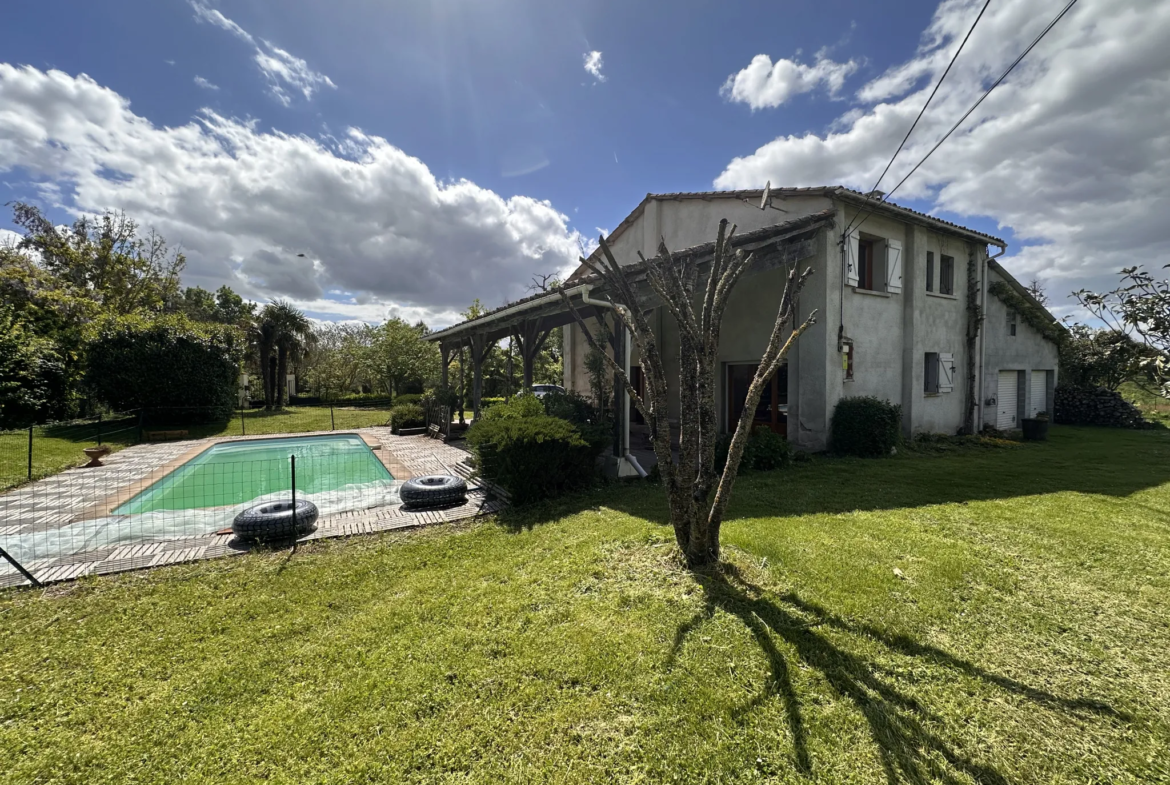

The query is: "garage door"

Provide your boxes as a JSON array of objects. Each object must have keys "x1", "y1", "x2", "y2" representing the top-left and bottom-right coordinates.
[
  {"x1": 1029, "y1": 370, "x2": 1049, "y2": 417},
  {"x1": 997, "y1": 370, "x2": 1019, "y2": 429}
]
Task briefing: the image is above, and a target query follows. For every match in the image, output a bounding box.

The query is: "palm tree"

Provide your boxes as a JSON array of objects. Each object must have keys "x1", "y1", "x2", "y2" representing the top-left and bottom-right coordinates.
[
  {"x1": 254, "y1": 301, "x2": 311, "y2": 411},
  {"x1": 268, "y1": 300, "x2": 312, "y2": 410}
]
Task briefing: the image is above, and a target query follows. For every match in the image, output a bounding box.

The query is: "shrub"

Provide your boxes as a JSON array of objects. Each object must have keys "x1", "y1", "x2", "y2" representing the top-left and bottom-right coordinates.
[
  {"x1": 393, "y1": 393, "x2": 423, "y2": 406},
  {"x1": 335, "y1": 392, "x2": 394, "y2": 406},
  {"x1": 831, "y1": 396, "x2": 902, "y2": 457},
  {"x1": 541, "y1": 390, "x2": 598, "y2": 424},
  {"x1": 743, "y1": 426, "x2": 793, "y2": 471},
  {"x1": 467, "y1": 399, "x2": 603, "y2": 504},
  {"x1": 714, "y1": 426, "x2": 792, "y2": 472},
  {"x1": 389, "y1": 403, "x2": 425, "y2": 429},
  {"x1": 480, "y1": 396, "x2": 506, "y2": 411},
  {"x1": 85, "y1": 315, "x2": 242, "y2": 423}
]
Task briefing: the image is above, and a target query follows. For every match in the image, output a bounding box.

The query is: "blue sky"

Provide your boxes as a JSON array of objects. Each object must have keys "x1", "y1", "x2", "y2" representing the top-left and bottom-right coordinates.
[{"x1": 2, "y1": 0, "x2": 1167, "y2": 324}]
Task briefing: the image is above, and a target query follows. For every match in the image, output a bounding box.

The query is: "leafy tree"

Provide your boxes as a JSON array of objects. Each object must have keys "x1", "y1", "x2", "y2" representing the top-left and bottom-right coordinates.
[
  {"x1": 1058, "y1": 325, "x2": 1146, "y2": 391},
  {"x1": 301, "y1": 322, "x2": 377, "y2": 399},
  {"x1": 372, "y1": 318, "x2": 440, "y2": 398},
  {"x1": 177, "y1": 285, "x2": 256, "y2": 325},
  {"x1": 0, "y1": 306, "x2": 69, "y2": 428},
  {"x1": 1075, "y1": 266, "x2": 1170, "y2": 396},
  {"x1": 10, "y1": 203, "x2": 183, "y2": 316}
]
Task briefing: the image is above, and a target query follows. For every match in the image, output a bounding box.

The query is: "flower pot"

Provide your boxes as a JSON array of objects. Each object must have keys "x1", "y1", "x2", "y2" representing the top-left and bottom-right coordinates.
[
  {"x1": 83, "y1": 445, "x2": 112, "y2": 467},
  {"x1": 1021, "y1": 418, "x2": 1049, "y2": 441}
]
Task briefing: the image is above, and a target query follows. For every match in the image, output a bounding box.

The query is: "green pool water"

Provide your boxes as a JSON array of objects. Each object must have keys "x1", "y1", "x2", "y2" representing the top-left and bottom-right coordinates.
[{"x1": 113, "y1": 434, "x2": 394, "y2": 514}]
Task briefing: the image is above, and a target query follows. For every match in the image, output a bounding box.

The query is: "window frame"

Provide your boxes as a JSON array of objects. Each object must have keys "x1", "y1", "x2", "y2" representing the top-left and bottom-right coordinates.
[
  {"x1": 857, "y1": 239, "x2": 876, "y2": 290},
  {"x1": 924, "y1": 351, "x2": 940, "y2": 395},
  {"x1": 939, "y1": 255, "x2": 955, "y2": 296}
]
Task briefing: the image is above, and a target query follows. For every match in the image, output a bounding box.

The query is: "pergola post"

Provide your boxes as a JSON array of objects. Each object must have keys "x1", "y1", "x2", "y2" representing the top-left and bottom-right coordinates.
[
  {"x1": 458, "y1": 343, "x2": 466, "y2": 425},
  {"x1": 439, "y1": 342, "x2": 452, "y2": 390},
  {"x1": 468, "y1": 332, "x2": 494, "y2": 420},
  {"x1": 513, "y1": 317, "x2": 552, "y2": 393}
]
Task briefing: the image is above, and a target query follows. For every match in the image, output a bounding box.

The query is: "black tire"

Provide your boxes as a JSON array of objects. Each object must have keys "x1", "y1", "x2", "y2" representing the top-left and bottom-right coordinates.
[
  {"x1": 232, "y1": 499, "x2": 319, "y2": 542},
  {"x1": 400, "y1": 474, "x2": 467, "y2": 508}
]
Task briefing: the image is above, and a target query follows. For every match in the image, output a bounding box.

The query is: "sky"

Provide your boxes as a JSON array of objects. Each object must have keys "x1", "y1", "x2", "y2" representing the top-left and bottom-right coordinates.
[{"x1": 1, "y1": 0, "x2": 1167, "y2": 327}]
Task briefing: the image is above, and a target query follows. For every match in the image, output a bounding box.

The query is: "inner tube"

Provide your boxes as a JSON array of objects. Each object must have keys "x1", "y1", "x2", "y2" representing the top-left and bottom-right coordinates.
[
  {"x1": 232, "y1": 499, "x2": 319, "y2": 542},
  {"x1": 400, "y1": 474, "x2": 467, "y2": 508}
]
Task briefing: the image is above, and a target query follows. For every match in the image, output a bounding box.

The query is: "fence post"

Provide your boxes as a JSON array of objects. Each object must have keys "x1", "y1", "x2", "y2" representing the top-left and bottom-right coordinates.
[
  {"x1": 240, "y1": 404, "x2": 246, "y2": 436},
  {"x1": 330, "y1": 405, "x2": 335, "y2": 431},
  {"x1": 290, "y1": 454, "x2": 296, "y2": 511},
  {"x1": 97, "y1": 413, "x2": 103, "y2": 447},
  {"x1": 0, "y1": 547, "x2": 41, "y2": 588},
  {"x1": 27, "y1": 425, "x2": 33, "y2": 481}
]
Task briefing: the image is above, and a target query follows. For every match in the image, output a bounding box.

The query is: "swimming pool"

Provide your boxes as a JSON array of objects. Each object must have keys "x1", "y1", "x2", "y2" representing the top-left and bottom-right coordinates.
[
  {"x1": 114, "y1": 434, "x2": 394, "y2": 514},
  {"x1": 1, "y1": 434, "x2": 398, "y2": 562}
]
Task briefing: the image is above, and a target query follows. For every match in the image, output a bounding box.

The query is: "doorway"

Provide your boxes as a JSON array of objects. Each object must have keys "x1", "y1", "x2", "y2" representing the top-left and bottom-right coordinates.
[{"x1": 726, "y1": 363, "x2": 788, "y2": 436}]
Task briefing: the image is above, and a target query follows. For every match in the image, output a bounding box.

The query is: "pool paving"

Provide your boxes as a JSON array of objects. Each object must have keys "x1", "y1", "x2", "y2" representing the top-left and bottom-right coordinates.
[{"x1": 0, "y1": 429, "x2": 499, "y2": 589}]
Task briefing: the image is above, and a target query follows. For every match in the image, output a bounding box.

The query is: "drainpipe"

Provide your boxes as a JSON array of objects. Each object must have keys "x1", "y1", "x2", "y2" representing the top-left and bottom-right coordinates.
[{"x1": 978, "y1": 243, "x2": 1007, "y2": 431}]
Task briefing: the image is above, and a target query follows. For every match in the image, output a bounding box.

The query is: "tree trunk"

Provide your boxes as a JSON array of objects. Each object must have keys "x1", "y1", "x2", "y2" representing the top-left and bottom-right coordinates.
[
  {"x1": 276, "y1": 346, "x2": 289, "y2": 410},
  {"x1": 260, "y1": 346, "x2": 273, "y2": 410}
]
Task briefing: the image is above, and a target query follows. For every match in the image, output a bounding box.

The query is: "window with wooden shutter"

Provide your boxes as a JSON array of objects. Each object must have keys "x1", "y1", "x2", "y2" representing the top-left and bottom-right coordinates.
[
  {"x1": 846, "y1": 229, "x2": 860, "y2": 287},
  {"x1": 885, "y1": 239, "x2": 902, "y2": 294},
  {"x1": 926, "y1": 252, "x2": 935, "y2": 292},
  {"x1": 939, "y1": 352, "x2": 955, "y2": 393},
  {"x1": 940, "y1": 255, "x2": 955, "y2": 295},
  {"x1": 857, "y1": 239, "x2": 876, "y2": 290}
]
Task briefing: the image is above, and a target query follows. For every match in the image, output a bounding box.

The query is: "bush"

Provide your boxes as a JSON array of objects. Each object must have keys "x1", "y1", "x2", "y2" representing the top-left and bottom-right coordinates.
[
  {"x1": 743, "y1": 426, "x2": 792, "y2": 471},
  {"x1": 289, "y1": 395, "x2": 321, "y2": 406},
  {"x1": 85, "y1": 315, "x2": 242, "y2": 424},
  {"x1": 831, "y1": 396, "x2": 902, "y2": 457},
  {"x1": 0, "y1": 307, "x2": 69, "y2": 428},
  {"x1": 480, "y1": 397, "x2": 506, "y2": 411},
  {"x1": 335, "y1": 392, "x2": 394, "y2": 406},
  {"x1": 393, "y1": 393, "x2": 423, "y2": 406},
  {"x1": 467, "y1": 398, "x2": 604, "y2": 504},
  {"x1": 714, "y1": 426, "x2": 793, "y2": 472},
  {"x1": 389, "y1": 403, "x2": 425, "y2": 429},
  {"x1": 541, "y1": 390, "x2": 598, "y2": 424}
]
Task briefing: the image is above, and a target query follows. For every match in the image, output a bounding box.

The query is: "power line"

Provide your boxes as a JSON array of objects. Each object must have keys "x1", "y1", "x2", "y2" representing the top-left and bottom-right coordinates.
[
  {"x1": 848, "y1": 0, "x2": 1081, "y2": 237},
  {"x1": 844, "y1": 0, "x2": 991, "y2": 237}
]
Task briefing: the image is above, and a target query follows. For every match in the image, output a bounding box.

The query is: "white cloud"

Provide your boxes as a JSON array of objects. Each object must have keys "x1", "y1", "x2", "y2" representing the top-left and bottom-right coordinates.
[
  {"x1": 583, "y1": 51, "x2": 605, "y2": 83},
  {"x1": 0, "y1": 228, "x2": 20, "y2": 249},
  {"x1": 193, "y1": 75, "x2": 219, "y2": 91},
  {"x1": 0, "y1": 65, "x2": 584, "y2": 327},
  {"x1": 721, "y1": 51, "x2": 858, "y2": 110},
  {"x1": 715, "y1": 0, "x2": 1170, "y2": 307},
  {"x1": 189, "y1": 1, "x2": 335, "y2": 106}
]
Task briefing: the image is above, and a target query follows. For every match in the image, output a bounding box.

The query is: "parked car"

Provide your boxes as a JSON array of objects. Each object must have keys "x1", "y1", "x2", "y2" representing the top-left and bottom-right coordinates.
[{"x1": 531, "y1": 384, "x2": 566, "y2": 399}]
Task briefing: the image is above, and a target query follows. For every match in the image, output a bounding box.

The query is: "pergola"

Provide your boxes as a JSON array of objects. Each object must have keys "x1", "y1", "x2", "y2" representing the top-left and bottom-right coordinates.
[{"x1": 426, "y1": 209, "x2": 835, "y2": 461}]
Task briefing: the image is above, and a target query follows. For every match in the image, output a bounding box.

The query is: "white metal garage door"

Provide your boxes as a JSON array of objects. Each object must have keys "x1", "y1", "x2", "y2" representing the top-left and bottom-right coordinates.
[
  {"x1": 997, "y1": 370, "x2": 1019, "y2": 429},
  {"x1": 1029, "y1": 370, "x2": 1048, "y2": 417}
]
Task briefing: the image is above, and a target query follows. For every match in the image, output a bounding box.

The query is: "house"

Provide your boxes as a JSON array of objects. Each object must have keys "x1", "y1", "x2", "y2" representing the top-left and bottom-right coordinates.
[{"x1": 428, "y1": 186, "x2": 1060, "y2": 471}]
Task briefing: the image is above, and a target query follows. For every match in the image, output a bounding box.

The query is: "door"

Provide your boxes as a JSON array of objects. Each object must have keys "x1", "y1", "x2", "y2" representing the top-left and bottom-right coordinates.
[
  {"x1": 997, "y1": 370, "x2": 1019, "y2": 429},
  {"x1": 1029, "y1": 370, "x2": 1048, "y2": 417},
  {"x1": 630, "y1": 366, "x2": 645, "y2": 424},
  {"x1": 727, "y1": 363, "x2": 787, "y2": 436}
]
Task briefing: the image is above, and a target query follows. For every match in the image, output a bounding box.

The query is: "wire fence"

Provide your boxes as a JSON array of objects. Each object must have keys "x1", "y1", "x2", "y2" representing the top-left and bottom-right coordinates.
[
  {"x1": 0, "y1": 435, "x2": 399, "y2": 584},
  {"x1": 0, "y1": 401, "x2": 397, "y2": 492}
]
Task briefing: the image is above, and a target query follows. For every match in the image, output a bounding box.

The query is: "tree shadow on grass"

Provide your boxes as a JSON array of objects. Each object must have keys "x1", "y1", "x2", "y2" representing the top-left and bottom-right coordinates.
[{"x1": 671, "y1": 564, "x2": 1129, "y2": 784}]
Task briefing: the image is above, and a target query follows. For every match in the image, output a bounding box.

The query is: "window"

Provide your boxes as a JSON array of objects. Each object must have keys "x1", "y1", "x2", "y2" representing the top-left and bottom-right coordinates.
[
  {"x1": 857, "y1": 239, "x2": 876, "y2": 290},
  {"x1": 924, "y1": 352, "x2": 940, "y2": 394},
  {"x1": 940, "y1": 255, "x2": 955, "y2": 295},
  {"x1": 1008, "y1": 310, "x2": 1017, "y2": 336},
  {"x1": 926, "y1": 252, "x2": 935, "y2": 292},
  {"x1": 842, "y1": 340, "x2": 854, "y2": 381}
]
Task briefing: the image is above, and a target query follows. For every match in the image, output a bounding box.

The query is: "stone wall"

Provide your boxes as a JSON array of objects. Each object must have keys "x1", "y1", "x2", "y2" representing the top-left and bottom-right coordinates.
[{"x1": 1053, "y1": 386, "x2": 1150, "y2": 428}]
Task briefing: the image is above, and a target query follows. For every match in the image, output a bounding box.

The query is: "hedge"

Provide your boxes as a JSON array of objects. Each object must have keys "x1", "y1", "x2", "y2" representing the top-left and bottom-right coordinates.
[
  {"x1": 85, "y1": 315, "x2": 242, "y2": 423},
  {"x1": 830, "y1": 396, "x2": 902, "y2": 457}
]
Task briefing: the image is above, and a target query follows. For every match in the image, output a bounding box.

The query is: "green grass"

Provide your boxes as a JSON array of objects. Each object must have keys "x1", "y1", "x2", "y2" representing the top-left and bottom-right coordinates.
[
  {"x1": 0, "y1": 406, "x2": 391, "y2": 491},
  {"x1": 1119, "y1": 380, "x2": 1170, "y2": 427},
  {"x1": 2, "y1": 427, "x2": 1168, "y2": 783}
]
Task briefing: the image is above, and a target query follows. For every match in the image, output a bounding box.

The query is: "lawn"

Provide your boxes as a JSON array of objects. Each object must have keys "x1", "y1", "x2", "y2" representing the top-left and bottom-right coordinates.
[
  {"x1": 1, "y1": 426, "x2": 1168, "y2": 783},
  {"x1": 0, "y1": 406, "x2": 392, "y2": 491},
  {"x1": 1119, "y1": 380, "x2": 1170, "y2": 427}
]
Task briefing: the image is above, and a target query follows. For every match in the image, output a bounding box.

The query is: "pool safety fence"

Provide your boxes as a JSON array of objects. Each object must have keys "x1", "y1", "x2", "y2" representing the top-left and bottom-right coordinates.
[
  {"x1": 0, "y1": 448, "x2": 400, "y2": 581},
  {"x1": 0, "y1": 401, "x2": 401, "y2": 492}
]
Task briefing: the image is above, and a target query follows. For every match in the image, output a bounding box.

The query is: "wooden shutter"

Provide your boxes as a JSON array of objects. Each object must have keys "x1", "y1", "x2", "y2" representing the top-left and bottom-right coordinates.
[
  {"x1": 885, "y1": 239, "x2": 903, "y2": 294},
  {"x1": 939, "y1": 352, "x2": 955, "y2": 393},
  {"x1": 846, "y1": 229, "x2": 860, "y2": 287}
]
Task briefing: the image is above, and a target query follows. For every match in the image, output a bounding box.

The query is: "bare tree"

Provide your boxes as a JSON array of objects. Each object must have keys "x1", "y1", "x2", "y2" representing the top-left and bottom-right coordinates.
[
  {"x1": 1026, "y1": 278, "x2": 1049, "y2": 307},
  {"x1": 527, "y1": 272, "x2": 560, "y2": 294},
  {"x1": 562, "y1": 220, "x2": 816, "y2": 568}
]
